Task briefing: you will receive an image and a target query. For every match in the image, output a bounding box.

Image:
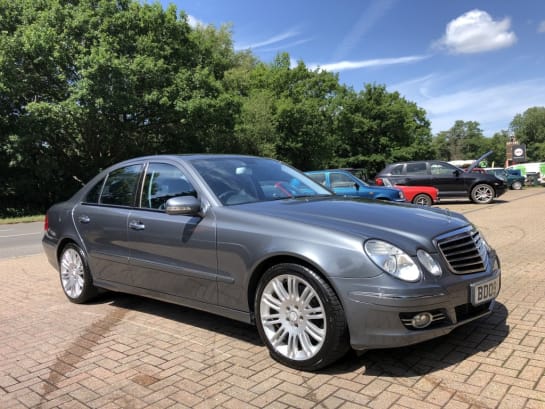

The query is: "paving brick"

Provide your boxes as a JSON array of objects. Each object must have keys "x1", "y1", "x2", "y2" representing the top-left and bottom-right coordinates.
[{"x1": 2, "y1": 189, "x2": 545, "y2": 409}]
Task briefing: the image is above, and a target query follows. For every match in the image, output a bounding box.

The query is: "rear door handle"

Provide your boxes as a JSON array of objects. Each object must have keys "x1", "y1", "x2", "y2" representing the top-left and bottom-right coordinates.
[
  {"x1": 129, "y1": 220, "x2": 145, "y2": 231},
  {"x1": 78, "y1": 215, "x2": 90, "y2": 224}
]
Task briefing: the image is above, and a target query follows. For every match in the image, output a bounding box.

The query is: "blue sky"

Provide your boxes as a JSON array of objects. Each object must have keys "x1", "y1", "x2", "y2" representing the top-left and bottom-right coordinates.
[{"x1": 159, "y1": 0, "x2": 545, "y2": 136}]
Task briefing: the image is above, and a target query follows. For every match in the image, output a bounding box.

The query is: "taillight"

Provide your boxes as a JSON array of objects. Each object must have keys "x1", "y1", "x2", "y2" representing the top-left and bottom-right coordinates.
[{"x1": 44, "y1": 214, "x2": 49, "y2": 231}]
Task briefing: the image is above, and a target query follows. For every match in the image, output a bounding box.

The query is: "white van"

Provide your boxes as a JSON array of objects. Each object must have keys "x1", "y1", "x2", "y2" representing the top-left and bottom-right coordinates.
[{"x1": 507, "y1": 162, "x2": 545, "y2": 185}]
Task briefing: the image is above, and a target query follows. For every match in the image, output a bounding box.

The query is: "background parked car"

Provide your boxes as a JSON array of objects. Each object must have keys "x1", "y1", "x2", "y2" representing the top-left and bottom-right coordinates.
[
  {"x1": 506, "y1": 162, "x2": 545, "y2": 186},
  {"x1": 305, "y1": 169, "x2": 406, "y2": 202},
  {"x1": 376, "y1": 157, "x2": 507, "y2": 204},
  {"x1": 484, "y1": 168, "x2": 525, "y2": 190},
  {"x1": 375, "y1": 177, "x2": 439, "y2": 205}
]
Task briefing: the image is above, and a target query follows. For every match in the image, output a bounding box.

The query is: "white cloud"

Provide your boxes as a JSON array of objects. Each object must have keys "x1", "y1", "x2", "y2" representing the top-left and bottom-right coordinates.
[
  {"x1": 187, "y1": 14, "x2": 205, "y2": 28},
  {"x1": 308, "y1": 55, "x2": 429, "y2": 72},
  {"x1": 333, "y1": 0, "x2": 397, "y2": 60},
  {"x1": 395, "y1": 77, "x2": 545, "y2": 135},
  {"x1": 235, "y1": 30, "x2": 300, "y2": 51},
  {"x1": 538, "y1": 20, "x2": 545, "y2": 33},
  {"x1": 433, "y1": 10, "x2": 517, "y2": 54}
]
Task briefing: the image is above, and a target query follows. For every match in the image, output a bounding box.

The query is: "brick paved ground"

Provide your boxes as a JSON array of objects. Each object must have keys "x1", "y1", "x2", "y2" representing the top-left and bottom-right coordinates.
[{"x1": 1, "y1": 188, "x2": 544, "y2": 409}]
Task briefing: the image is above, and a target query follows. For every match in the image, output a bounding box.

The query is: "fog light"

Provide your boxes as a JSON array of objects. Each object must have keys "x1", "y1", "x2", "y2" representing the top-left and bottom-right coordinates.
[{"x1": 411, "y1": 312, "x2": 433, "y2": 328}]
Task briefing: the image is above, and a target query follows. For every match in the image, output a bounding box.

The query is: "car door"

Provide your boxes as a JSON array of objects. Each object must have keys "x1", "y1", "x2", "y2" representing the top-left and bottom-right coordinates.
[
  {"x1": 428, "y1": 161, "x2": 468, "y2": 196},
  {"x1": 126, "y1": 162, "x2": 218, "y2": 304},
  {"x1": 401, "y1": 162, "x2": 431, "y2": 186},
  {"x1": 329, "y1": 172, "x2": 373, "y2": 198},
  {"x1": 73, "y1": 163, "x2": 143, "y2": 283}
]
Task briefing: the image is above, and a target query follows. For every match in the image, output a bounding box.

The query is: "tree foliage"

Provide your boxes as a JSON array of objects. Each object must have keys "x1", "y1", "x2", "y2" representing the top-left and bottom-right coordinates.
[
  {"x1": 510, "y1": 107, "x2": 545, "y2": 160},
  {"x1": 1, "y1": 0, "x2": 239, "y2": 214},
  {"x1": 2, "y1": 0, "x2": 542, "y2": 217},
  {"x1": 332, "y1": 84, "x2": 433, "y2": 173}
]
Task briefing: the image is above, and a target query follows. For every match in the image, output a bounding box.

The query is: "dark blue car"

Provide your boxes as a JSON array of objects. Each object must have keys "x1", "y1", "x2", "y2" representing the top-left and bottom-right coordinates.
[{"x1": 306, "y1": 169, "x2": 406, "y2": 202}]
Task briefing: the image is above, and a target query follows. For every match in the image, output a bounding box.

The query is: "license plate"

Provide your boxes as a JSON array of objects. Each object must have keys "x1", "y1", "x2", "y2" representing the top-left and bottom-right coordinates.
[{"x1": 470, "y1": 276, "x2": 500, "y2": 305}]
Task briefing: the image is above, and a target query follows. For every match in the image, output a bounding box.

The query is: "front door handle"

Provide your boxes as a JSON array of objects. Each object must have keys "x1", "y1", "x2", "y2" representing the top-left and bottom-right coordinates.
[{"x1": 129, "y1": 220, "x2": 145, "y2": 231}]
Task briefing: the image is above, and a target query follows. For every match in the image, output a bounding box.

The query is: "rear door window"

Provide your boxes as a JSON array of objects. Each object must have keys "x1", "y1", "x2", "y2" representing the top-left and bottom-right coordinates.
[
  {"x1": 406, "y1": 162, "x2": 428, "y2": 175},
  {"x1": 99, "y1": 165, "x2": 142, "y2": 206}
]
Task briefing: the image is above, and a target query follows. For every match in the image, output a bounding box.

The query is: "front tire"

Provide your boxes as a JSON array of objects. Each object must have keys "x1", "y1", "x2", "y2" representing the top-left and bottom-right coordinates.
[
  {"x1": 255, "y1": 263, "x2": 349, "y2": 371},
  {"x1": 511, "y1": 181, "x2": 522, "y2": 190},
  {"x1": 470, "y1": 184, "x2": 495, "y2": 204},
  {"x1": 412, "y1": 193, "x2": 432, "y2": 206},
  {"x1": 59, "y1": 243, "x2": 97, "y2": 303}
]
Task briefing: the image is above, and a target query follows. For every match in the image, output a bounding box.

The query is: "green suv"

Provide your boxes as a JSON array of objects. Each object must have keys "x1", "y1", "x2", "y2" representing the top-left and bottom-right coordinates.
[{"x1": 484, "y1": 168, "x2": 525, "y2": 190}]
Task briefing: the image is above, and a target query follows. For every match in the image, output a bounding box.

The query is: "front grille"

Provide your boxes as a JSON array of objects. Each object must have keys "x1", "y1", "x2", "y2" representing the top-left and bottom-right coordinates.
[{"x1": 437, "y1": 229, "x2": 487, "y2": 274}]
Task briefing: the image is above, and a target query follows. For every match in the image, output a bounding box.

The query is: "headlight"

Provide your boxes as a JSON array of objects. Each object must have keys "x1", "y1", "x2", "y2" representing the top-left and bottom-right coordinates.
[
  {"x1": 364, "y1": 240, "x2": 421, "y2": 282},
  {"x1": 417, "y1": 249, "x2": 442, "y2": 277}
]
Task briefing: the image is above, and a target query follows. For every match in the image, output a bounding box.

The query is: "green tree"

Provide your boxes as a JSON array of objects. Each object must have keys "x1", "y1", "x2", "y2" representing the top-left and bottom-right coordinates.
[
  {"x1": 332, "y1": 84, "x2": 433, "y2": 175},
  {"x1": 232, "y1": 53, "x2": 342, "y2": 170},
  {"x1": 510, "y1": 107, "x2": 545, "y2": 160},
  {"x1": 0, "y1": 0, "x2": 240, "y2": 215},
  {"x1": 487, "y1": 131, "x2": 509, "y2": 167},
  {"x1": 432, "y1": 120, "x2": 489, "y2": 162}
]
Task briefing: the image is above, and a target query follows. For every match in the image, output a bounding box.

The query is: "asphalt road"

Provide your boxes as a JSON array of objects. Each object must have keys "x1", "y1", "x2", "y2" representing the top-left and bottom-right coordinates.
[{"x1": 0, "y1": 221, "x2": 44, "y2": 259}]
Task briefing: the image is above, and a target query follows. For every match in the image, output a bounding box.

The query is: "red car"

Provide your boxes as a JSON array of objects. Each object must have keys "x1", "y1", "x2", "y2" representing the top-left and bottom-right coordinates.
[{"x1": 375, "y1": 177, "x2": 439, "y2": 206}]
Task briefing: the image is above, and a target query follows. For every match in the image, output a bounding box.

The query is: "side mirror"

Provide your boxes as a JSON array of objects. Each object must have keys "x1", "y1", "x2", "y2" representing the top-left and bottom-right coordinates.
[
  {"x1": 453, "y1": 169, "x2": 461, "y2": 177},
  {"x1": 354, "y1": 183, "x2": 360, "y2": 191},
  {"x1": 165, "y1": 196, "x2": 201, "y2": 216}
]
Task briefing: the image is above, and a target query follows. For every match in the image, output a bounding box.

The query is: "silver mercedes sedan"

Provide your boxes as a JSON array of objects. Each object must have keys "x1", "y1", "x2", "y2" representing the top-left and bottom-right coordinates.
[{"x1": 43, "y1": 154, "x2": 501, "y2": 370}]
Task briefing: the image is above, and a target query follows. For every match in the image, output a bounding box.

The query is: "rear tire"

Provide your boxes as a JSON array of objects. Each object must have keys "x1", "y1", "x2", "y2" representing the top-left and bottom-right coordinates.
[
  {"x1": 255, "y1": 263, "x2": 349, "y2": 371},
  {"x1": 412, "y1": 193, "x2": 432, "y2": 206},
  {"x1": 59, "y1": 243, "x2": 98, "y2": 303}
]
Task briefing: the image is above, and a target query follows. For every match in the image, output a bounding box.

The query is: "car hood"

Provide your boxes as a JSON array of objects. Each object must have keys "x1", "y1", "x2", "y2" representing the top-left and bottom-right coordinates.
[
  {"x1": 467, "y1": 150, "x2": 493, "y2": 172},
  {"x1": 231, "y1": 197, "x2": 469, "y2": 247}
]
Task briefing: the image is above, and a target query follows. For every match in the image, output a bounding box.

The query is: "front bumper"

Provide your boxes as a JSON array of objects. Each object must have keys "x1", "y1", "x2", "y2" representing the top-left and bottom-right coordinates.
[{"x1": 332, "y1": 263, "x2": 501, "y2": 350}]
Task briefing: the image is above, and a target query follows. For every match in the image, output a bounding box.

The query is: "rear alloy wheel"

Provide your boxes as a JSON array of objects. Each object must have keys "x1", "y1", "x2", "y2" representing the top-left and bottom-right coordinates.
[
  {"x1": 255, "y1": 263, "x2": 349, "y2": 371},
  {"x1": 511, "y1": 181, "x2": 522, "y2": 190},
  {"x1": 59, "y1": 243, "x2": 97, "y2": 303},
  {"x1": 412, "y1": 193, "x2": 432, "y2": 206},
  {"x1": 470, "y1": 184, "x2": 495, "y2": 204}
]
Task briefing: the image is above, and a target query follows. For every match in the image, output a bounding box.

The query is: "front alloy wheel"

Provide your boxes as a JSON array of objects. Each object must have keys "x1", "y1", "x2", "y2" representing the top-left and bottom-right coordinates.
[
  {"x1": 470, "y1": 184, "x2": 495, "y2": 204},
  {"x1": 511, "y1": 181, "x2": 522, "y2": 190},
  {"x1": 59, "y1": 243, "x2": 97, "y2": 303},
  {"x1": 255, "y1": 264, "x2": 348, "y2": 370}
]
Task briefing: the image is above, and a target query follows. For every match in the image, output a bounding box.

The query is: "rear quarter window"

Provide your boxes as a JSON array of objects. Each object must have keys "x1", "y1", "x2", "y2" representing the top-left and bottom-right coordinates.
[{"x1": 389, "y1": 164, "x2": 405, "y2": 175}]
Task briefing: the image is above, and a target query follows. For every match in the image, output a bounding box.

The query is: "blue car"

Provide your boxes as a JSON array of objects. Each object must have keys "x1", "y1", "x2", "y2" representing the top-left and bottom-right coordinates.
[{"x1": 306, "y1": 169, "x2": 406, "y2": 202}]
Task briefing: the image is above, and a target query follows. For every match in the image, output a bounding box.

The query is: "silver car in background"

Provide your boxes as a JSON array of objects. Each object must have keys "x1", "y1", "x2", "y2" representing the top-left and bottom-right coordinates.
[{"x1": 43, "y1": 154, "x2": 501, "y2": 370}]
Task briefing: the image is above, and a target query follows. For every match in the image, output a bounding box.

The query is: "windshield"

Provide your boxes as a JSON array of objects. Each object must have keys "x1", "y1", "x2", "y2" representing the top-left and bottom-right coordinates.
[{"x1": 190, "y1": 157, "x2": 332, "y2": 205}]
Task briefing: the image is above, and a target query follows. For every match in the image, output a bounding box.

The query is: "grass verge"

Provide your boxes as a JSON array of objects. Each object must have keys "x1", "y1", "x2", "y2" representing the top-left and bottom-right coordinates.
[{"x1": 0, "y1": 215, "x2": 45, "y2": 225}]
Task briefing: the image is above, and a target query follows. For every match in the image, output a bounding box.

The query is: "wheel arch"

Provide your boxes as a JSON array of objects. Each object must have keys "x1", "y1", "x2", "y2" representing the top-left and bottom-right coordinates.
[
  {"x1": 56, "y1": 237, "x2": 79, "y2": 263},
  {"x1": 412, "y1": 193, "x2": 432, "y2": 204}
]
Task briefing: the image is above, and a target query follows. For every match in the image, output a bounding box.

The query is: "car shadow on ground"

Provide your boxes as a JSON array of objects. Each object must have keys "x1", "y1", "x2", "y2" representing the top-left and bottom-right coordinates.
[
  {"x1": 434, "y1": 199, "x2": 509, "y2": 206},
  {"x1": 325, "y1": 301, "x2": 509, "y2": 376},
  {"x1": 89, "y1": 292, "x2": 508, "y2": 376},
  {"x1": 91, "y1": 291, "x2": 263, "y2": 346}
]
